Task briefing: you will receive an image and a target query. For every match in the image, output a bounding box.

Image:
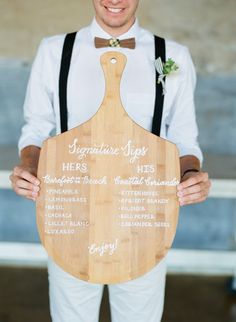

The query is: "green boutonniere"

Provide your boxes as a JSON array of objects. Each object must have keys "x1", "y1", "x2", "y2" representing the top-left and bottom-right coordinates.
[{"x1": 155, "y1": 57, "x2": 179, "y2": 95}]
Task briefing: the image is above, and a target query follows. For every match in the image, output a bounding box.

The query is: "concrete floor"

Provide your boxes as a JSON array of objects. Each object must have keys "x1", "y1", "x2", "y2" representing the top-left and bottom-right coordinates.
[{"x1": 0, "y1": 266, "x2": 236, "y2": 322}]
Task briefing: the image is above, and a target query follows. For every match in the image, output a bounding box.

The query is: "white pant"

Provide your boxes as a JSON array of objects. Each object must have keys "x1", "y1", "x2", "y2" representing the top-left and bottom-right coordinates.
[{"x1": 48, "y1": 257, "x2": 166, "y2": 322}]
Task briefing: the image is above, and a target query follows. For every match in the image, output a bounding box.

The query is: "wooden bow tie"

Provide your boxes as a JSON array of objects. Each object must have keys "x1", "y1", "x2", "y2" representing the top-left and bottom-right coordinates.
[{"x1": 94, "y1": 37, "x2": 136, "y2": 49}]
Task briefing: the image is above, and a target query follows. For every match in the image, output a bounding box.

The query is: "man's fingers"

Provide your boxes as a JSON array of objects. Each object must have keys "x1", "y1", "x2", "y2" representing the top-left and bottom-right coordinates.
[
  {"x1": 179, "y1": 190, "x2": 207, "y2": 205},
  {"x1": 180, "y1": 196, "x2": 206, "y2": 206},
  {"x1": 178, "y1": 183, "x2": 210, "y2": 205},
  {"x1": 176, "y1": 171, "x2": 211, "y2": 206},
  {"x1": 14, "y1": 185, "x2": 39, "y2": 199},
  {"x1": 13, "y1": 166, "x2": 40, "y2": 185},
  {"x1": 14, "y1": 178, "x2": 40, "y2": 192},
  {"x1": 177, "y1": 181, "x2": 210, "y2": 198},
  {"x1": 26, "y1": 196, "x2": 37, "y2": 202},
  {"x1": 10, "y1": 166, "x2": 40, "y2": 201},
  {"x1": 178, "y1": 172, "x2": 209, "y2": 190},
  {"x1": 177, "y1": 183, "x2": 201, "y2": 197}
]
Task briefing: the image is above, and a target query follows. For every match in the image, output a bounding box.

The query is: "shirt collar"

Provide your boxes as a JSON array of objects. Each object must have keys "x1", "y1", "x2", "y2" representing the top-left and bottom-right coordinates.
[{"x1": 90, "y1": 17, "x2": 140, "y2": 40}]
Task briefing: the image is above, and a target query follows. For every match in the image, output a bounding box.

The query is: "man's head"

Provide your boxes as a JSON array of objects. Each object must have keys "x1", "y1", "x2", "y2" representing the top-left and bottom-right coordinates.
[{"x1": 93, "y1": 0, "x2": 139, "y2": 37}]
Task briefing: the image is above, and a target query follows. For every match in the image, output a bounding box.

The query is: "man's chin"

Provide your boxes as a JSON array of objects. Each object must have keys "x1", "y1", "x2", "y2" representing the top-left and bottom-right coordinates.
[{"x1": 102, "y1": 18, "x2": 127, "y2": 30}]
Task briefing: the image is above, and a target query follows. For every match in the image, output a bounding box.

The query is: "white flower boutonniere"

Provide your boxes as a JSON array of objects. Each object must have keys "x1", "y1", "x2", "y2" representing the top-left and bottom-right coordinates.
[{"x1": 155, "y1": 57, "x2": 179, "y2": 95}]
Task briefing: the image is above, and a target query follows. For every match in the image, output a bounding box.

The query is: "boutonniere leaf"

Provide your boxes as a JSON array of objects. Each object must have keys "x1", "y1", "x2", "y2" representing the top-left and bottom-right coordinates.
[{"x1": 155, "y1": 57, "x2": 179, "y2": 95}]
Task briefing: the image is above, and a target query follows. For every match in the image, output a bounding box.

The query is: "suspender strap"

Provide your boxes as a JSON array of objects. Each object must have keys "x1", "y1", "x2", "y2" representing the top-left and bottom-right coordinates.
[
  {"x1": 59, "y1": 33, "x2": 166, "y2": 136},
  {"x1": 59, "y1": 32, "x2": 77, "y2": 133},
  {"x1": 152, "y1": 35, "x2": 166, "y2": 137}
]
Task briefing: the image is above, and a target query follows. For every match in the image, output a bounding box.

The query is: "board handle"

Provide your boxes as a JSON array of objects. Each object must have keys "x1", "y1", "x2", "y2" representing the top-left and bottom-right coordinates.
[{"x1": 100, "y1": 51, "x2": 127, "y2": 103}]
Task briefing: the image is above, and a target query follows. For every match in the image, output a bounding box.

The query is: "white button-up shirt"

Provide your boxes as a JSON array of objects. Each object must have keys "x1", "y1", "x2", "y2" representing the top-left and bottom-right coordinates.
[{"x1": 19, "y1": 18, "x2": 202, "y2": 162}]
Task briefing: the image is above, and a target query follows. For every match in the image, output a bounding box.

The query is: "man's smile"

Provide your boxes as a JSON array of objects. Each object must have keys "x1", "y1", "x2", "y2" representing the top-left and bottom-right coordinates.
[{"x1": 105, "y1": 6, "x2": 125, "y2": 14}]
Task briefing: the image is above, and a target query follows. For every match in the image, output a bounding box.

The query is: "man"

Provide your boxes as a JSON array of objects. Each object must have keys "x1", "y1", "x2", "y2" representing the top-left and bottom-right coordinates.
[{"x1": 10, "y1": 0, "x2": 211, "y2": 321}]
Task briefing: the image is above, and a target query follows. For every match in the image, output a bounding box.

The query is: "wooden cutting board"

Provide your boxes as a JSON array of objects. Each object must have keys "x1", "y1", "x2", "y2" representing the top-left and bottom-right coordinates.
[{"x1": 36, "y1": 51, "x2": 180, "y2": 284}]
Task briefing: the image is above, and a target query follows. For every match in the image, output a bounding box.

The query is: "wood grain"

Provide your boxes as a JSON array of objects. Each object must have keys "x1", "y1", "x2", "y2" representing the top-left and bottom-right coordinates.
[{"x1": 36, "y1": 51, "x2": 180, "y2": 284}]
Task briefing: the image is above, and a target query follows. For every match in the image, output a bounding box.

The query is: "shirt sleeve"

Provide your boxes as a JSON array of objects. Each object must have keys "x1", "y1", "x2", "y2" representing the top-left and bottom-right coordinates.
[
  {"x1": 18, "y1": 38, "x2": 56, "y2": 153},
  {"x1": 166, "y1": 46, "x2": 203, "y2": 164}
]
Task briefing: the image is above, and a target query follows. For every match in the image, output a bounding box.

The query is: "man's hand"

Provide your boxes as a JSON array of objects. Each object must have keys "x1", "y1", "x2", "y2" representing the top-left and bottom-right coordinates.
[
  {"x1": 10, "y1": 166, "x2": 40, "y2": 201},
  {"x1": 9, "y1": 146, "x2": 41, "y2": 202},
  {"x1": 177, "y1": 155, "x2": 211, "y2": 206},
  {"x1": 177, "y1": 171, "x2": 211, "y2": 206}
]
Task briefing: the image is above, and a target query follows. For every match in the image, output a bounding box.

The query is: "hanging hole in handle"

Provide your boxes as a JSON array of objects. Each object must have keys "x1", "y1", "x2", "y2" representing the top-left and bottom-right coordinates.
[{"x1": 110, "y1": 58, "x2": 117, "y2": 64}]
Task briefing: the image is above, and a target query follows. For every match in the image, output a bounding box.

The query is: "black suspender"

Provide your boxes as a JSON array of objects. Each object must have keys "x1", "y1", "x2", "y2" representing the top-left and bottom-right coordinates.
[
  {"x1": 59, "y1": 32, "x2": 77, "y2": 133},
  {"x1": 152, "y1": 35, "x2": 166, "y2": 136},
  {"x1": 59, "y1": 33, "x2": 166, "y2": 136}
]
